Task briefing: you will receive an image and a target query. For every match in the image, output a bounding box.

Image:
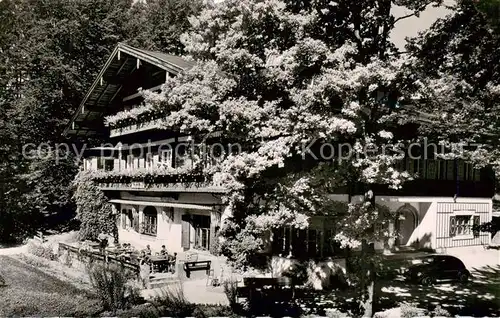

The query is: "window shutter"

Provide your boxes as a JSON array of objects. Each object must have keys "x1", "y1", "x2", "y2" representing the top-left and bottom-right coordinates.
[
  {"x1": 134, "y1": 211, "x2": 139, "y2": 232},
  {"x1": 449, "y1": 216, "x2": 456, "y2": 237},
  {"x1": 473, "y1": 216, "x2": 480, "y2": 238},
  {"x1": 181, "y1": 214, "x2": 191, "y2": 250}
]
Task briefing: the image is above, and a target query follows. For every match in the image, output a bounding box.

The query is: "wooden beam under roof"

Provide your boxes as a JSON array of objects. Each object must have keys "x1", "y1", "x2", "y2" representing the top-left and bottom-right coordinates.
[{"x1": 64, "y1": 43, "x2": 193, "y2": 137}]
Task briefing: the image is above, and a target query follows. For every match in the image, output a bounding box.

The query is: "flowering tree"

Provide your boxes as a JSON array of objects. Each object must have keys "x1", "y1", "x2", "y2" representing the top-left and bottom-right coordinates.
[
  {"x1": 139, "y1": 0, "x2": 445, "y2": 314},
  {"x1": 405, "y1": 1, "x2": 500, "y2": 175}
]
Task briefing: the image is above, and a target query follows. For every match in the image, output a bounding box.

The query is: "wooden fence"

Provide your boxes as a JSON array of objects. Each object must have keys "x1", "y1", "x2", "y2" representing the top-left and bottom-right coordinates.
[{"x1": 58, "y1": 242, "x2": 140, "y2": 275}]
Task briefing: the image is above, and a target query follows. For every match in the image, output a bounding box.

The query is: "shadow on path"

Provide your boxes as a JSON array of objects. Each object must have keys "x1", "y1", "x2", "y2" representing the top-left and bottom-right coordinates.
[{"x1": 376, "y1": 265, "x2": 500, "y2": 317}]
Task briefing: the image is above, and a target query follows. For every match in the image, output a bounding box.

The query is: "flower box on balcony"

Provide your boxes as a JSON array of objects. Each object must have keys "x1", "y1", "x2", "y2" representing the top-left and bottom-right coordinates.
[{"x1": 109, "y1": 118, "x2": 163, "y2": 137}]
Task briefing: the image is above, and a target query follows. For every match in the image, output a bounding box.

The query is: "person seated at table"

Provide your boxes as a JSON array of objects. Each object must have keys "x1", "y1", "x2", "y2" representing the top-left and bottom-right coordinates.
[
  {"x1": 138, "y1": 250, "x2": 149, "y2": 264},
  {"x1": 145, "y1": 245, "x2": 152, "y2": 256},
  {"x1": 160, "y1": 245, "x2": 167, "y2": 256}
]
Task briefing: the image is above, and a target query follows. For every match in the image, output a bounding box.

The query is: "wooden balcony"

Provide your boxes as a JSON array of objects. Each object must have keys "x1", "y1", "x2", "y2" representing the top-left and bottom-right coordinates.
[
  {"x1": 109, "y1": 118, "x2": 163, "y2": 138},
  {"x1": 355, "y1": 179, "x2": 494, "y2": 198},
  {"x1": 94, "y1": 173, "x2": 227, "y2": 193}
]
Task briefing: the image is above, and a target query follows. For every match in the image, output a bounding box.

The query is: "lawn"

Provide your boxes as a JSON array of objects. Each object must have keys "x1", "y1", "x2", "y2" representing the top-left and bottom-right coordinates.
[{"x1": 0, "y1": 255, "x2": 102, "y2": 317}]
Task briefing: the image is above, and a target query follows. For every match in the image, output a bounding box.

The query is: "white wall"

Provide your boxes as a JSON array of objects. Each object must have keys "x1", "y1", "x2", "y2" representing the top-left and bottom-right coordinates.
[{"x1": 114, "y1": 192, "x2": 223, "y2": 253}]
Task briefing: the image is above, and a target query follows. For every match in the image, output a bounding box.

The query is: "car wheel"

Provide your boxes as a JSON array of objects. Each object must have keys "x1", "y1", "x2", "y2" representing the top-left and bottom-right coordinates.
[
  {"x1": 420, "y1": 276, "x2": 434, "y2": 286},
  {"x1": 458, "y1": 272, "x2": 469, "y2": 283}
]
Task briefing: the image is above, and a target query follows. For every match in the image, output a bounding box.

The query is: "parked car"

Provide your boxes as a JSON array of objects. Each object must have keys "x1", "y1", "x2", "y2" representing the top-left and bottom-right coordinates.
[{"x1": 405, "y1": 254, "x2": 470, "y2": 285}]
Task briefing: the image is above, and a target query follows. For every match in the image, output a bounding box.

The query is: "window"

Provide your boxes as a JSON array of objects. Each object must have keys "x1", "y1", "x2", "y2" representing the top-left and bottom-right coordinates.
[
  {"x1": 121, "y1": 208, "x2": 134, "y2": 229},
  {"x1": 145, "y1": 152, "x2": 154, "y2": 169},
  {"x1": 457, "y1": 161, "x2": 465, "y2": 181},
  {"x1": 273, "y1": 227, "x2": 335, "y2": 258},
  {"x1": 164, "y1": 207, "x2": 174, "y2": 222},
  {"x1": 175, "y1": 144, "x2": 187, "y2": 168},
  {"x1": 159, "y1": 149, "x2": 172, "y2": 169},
  {"x1": 97, "y1": 158, "x2": 114, "y2": 171},
  {"x1": 446, "y1": 161, "x2": 455, "y2": 180},
  {"x1": 323, "y1": 229, "x2": 343, "y2": 256},
  {"x1": 142, "y1": 207, "x2": 157, "y2": 236},
  {"x1": 450, "y1": 214, "x2": 481, "y2": 238},
  {"x1": 307, "y1": 229, "x2": 321, "y2": 257},
  {"x1": 426, "y1": 160, "x2": 437, "y2": 179},
  {"x1": 192, "y1": 214, "x2": 210, "y2": 250},
  {"x1": 126, "y1": 155, "x2": 135, "y2": 170},
  {"x1": 473, "y1": 169, "x2": 481, "y2": 182},
  {"x1": 121, "y1": 209, "x2": 127, "y2": 228}
]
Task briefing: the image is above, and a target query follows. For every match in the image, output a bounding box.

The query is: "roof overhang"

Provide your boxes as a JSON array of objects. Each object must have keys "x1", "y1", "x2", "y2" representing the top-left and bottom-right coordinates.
[
  {"x1": 108, "y1": 199, "x2": 214, "y2": 211},
  {"x1": 63, "y1": 43, "x2": 195, "y2": 138}
]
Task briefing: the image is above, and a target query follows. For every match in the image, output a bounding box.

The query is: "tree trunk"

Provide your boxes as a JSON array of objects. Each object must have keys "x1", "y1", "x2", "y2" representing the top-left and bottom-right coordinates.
[
  {"x1": 362, "y1": 271, "x2": 374, "y2": 317},
  {"x1": 361, "y1": 240, "x2": 375, "y2": 317}
]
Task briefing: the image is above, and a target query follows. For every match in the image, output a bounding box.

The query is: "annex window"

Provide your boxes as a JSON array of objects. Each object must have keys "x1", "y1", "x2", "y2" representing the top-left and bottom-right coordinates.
[
  {"x1": 273, "y1": 227, "x2": 331, "y2": 259},
  {"x1": 142, "y1": 206, "x2": 157, "y2": 236},
  {"x1": 450, "y1": 214, "x2": 480, "y2": 238}
]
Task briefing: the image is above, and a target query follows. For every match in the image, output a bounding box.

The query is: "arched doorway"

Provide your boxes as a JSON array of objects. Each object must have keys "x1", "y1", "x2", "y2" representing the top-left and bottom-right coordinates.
[{"x1": 395, "y1": 204, "x2": 418, "y2": 246}]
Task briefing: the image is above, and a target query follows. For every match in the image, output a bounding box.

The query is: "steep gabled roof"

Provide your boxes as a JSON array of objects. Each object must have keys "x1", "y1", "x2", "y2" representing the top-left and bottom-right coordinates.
[{"x1": 63, "y1": 43, "x2": 195, "y2": 137}]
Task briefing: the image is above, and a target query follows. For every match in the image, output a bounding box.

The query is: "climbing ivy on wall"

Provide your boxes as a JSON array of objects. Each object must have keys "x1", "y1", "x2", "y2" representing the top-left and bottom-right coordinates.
[{"x1": 73, "y1": 171, "x2": 118, "y2": 242}]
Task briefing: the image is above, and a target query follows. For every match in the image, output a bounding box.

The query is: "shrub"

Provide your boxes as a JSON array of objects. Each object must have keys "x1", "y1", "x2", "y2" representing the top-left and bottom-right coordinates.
[
  {"x1": 18, "y1": 253, "x2": 50, "y2": 268},
  {"x1": 325, "y1": 308, "x2": 350, "y2": 318},
  {"x1": 73, "y1": 171, "x2": 117, "y2": 242},
  {"x1": 87, "y1": 263, "x2": 139, "y2": 313},
  {"x1": 222, "y1": 278, "x2": 239, "y2": 310},
  {"x1": 400, "y1": 303, "x2": 426, "y2": 318},
  {"x1": 104, "y1": 303, "x2": 160, "y2": 318},
  {"x1": 27, "y1": 240, "x2": 57, "y2": 261},
  {"x1": 152, "y1": 283, "x2": 196, "y2": 317},
  {"x1": 431, "y1": 305, "x2": 451, "y2": 317},
  {"x1": 0, "y1": 289, "x2": 102, "y2": 317},
  {"x1": 196, "y1": 304, "x2": 233, "y2": 317},
  {"x1": 59, "y1": 250, "x2": 73, "y2": 267}
]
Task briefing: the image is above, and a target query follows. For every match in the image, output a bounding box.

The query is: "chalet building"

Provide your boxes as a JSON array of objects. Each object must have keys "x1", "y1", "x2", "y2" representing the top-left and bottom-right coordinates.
[{"x1": 64, "y1": 43, "x2": 494, "y2": 260}]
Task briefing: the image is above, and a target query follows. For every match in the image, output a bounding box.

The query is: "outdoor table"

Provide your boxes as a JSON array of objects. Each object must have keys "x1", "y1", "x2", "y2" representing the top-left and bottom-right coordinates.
[{"x1": 149, "y1": 255, "x2": 170, "y2": 273}]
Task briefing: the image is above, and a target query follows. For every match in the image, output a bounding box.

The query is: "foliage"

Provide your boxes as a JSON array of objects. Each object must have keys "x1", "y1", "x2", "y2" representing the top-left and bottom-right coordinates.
[
  {"x1": 141, "y1": 0, "x2": 444, "y2": 273},
  {"x1": 0, "y1": 0, "x2": 202, "y2": 243},
  {"x1": 430, "y1": 305, "x2": 451, "y2": 317},
  {"x1": 126, "y1": 0, "x2": 203, "y2": 54},
  {"x1": 406, "y1": 1, "x2": 500, "y2": 174},
  {"x1": 0, "y1": 288, "x2": 103, "y2": 317},
  {"x1": 474, "y1": 0, "x2": 500, "y2": 33},
  {"x1": 0, "y1": 255, "x2": 103, "y2": 316},
  {"x1": 222, "y1": 278, "x2": 239, "y2": 310},
  {"x1": 89, "y1": 166, "x2": 205, "y2": 184},
  {"x1": 73, "y1": 170, "x2": 117, "y2": 242},
  {"x1": 151, "y1": 283, "x2": 196, "y2": 317},
  {"x1": 476, "y1": 219, "x2": 500, "y2": 234},
  {"x1": 325, "y1": 308, "x2": 350, "y2": 318},
  {"x1": 87, "y1": 263, "x2": 140, "y2": 313},
  {"x1": 26, "y1": 240, "x2": 57, "y2": 261},
  {"x1": 400, "y1": 303, "x2": 427, "y2": 318},
  {"x1": 20, "y1": 149, "x2": 79, "y2": 228}
]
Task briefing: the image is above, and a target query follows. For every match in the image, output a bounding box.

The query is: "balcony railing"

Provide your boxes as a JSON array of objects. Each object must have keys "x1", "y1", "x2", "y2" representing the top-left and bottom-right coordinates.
[
  {"x1": 109, "y1": 118, "x2": 163, "y2": 138},
  {"x1": 93, "y1": 171, "x2": 227, "y2": 193}
]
